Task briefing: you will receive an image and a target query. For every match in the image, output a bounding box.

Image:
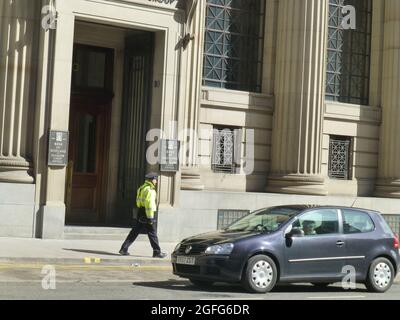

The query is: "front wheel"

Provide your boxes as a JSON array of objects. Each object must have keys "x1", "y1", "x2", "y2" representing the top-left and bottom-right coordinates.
[
  {"x1": 241, "y1": 255, "x2": 277, "y2": 293},
  {"x1": 365, "y1": 257, "x2": 394, "y2": 293}
]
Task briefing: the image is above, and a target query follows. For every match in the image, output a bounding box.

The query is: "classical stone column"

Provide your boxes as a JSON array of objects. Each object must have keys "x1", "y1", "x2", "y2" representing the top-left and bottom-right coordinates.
[
  {"x1": 266, "y1": 0, "x2": 327, "y2": 196},
  {"x1": 375, "y1": 0, "x2": 400, "y2": 198},
  {"x1": 180, "y1": 0, "x2": 204, "y2": 190},
  {"x1": 0, "y1": 0, "x2": 40, "y2": 183}
]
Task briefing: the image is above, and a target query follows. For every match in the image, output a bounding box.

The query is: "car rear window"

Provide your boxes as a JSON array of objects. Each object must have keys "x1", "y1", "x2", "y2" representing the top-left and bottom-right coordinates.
[
  {"x1": 376, "y1": 214, "x2": 396, "y2": 236},
  {"x1": 342, "y1": 209, "x2": 375, "y2": 234}
]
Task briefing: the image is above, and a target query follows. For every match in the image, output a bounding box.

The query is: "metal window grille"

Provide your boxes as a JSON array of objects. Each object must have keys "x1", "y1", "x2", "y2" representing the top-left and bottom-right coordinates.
[
  {"x1": 326, "y1": 0, "x2": 372, "y2": 105},
  {"x1": 328, "y1": 136, "x2": 352, "y2": 180},
  {"x1": 217, "y1": 209, "x2": 250, "y2": 230},
  {"x1": 203, "y1": 0, "x2": 265, "y2": 92},
  {"x1": 382, "y1": 215, "x2": 400, "y2": 237},
  {"x1": 212, "y1": 128, "x2": 240, "y2": 173}
]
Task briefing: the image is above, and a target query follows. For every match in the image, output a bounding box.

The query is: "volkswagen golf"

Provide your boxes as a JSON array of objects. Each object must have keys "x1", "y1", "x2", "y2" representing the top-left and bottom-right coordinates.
[{"x1": 171, "y1": 205, "x2": 400, "y2": 293}]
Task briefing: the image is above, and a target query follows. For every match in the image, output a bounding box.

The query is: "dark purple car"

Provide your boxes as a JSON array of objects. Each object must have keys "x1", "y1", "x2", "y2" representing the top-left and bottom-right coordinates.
[{"x1": 171, "y1": 205, "x2": 400, "y2": 293}]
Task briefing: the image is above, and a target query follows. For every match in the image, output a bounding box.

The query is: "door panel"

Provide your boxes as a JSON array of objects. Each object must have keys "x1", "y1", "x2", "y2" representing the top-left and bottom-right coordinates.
[
  {"x1": 284, "y1": 209, "x2": 345, "y2": 280},
  {"x1": 66, "y1": 44, "x2": 113, "y2": 224},
  {"x1": 285, "y1": 236, "x2": 346, "y2": 279},
  {"x1": 67, "y1": 103, "x2": 108, "y2": 223},
  {"x1": 341, "y1": 209, "x2": 377, "y2": 279}
]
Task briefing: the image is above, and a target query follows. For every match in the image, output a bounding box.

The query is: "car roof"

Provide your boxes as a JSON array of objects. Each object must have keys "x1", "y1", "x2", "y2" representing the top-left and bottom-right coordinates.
[{"x1": 266, "y1": 205, "x2": 380, "y2": 214}]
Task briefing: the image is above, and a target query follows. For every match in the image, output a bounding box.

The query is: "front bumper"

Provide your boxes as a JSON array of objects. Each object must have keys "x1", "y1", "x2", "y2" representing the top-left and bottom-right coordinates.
[{"x1": 171, "y1": 253, "x2": 243, "y2": 283}]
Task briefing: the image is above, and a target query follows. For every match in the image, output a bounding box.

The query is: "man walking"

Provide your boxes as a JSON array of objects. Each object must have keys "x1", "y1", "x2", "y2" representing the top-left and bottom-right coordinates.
[{"x1": 119, "y1": 172, "x2": 167, "y2": 258}]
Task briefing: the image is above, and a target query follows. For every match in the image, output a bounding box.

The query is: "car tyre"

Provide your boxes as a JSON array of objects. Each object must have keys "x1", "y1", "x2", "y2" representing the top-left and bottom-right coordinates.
[
  {"x1": 365, "y1": 257, "x2": 394, "y2": 293},
  {"x1": 242, "y1": 255, "x2": 277, "y2": 293},
  {"x1": 189, "y1": 279, "x2": 214, "y2": 288}
]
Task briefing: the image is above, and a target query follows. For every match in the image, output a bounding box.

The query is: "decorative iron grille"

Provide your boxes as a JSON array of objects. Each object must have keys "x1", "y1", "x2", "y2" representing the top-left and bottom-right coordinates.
[
  {"x1": 328, "y1": 136, "x2": 352, "y2": 180},
  {"x1": 326, "y1": 0, "x2": 372, "y2": 105},
  {"x1": 212, "y1": 128, "x2": 240, "y2": 173},
  {"x1": 203, "y1": 0, "x2": 265, "y2": 92},
  {"x1": 217, "y1": 209, "x2": 250, "y2": 230}
]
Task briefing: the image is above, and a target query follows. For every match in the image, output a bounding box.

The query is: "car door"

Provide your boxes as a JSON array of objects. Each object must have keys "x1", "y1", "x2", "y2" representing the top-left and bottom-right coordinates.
[
  {"x1": 340, "y1": 209, "x2": 377, "y2": 279},
  {"x1": 283, "y1": 208, "x2": 345, "y2": 281}
]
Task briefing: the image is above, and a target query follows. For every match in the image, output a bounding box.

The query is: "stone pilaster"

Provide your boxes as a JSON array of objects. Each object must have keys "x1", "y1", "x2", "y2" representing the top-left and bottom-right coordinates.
[
  {"x1": 266, "y1": 0, "x2": 327, "y2": 196},
  {"x1": 375, "y1": 0, "x2": 400, "y2": 198},
  {"x1": 180, "y1": 0, "x2": 204, "y2": 190},
  {"x1": 0, "y1": 0, "x2": 41, "y2": 183},
  {"x1": 37, "y1": 0, "x2": 74, "y2": 239}
]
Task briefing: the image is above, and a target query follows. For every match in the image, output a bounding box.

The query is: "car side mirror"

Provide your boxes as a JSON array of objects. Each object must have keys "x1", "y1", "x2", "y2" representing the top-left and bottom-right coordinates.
[{"x1": 285, "y1": 227, "x2": 304, "y2": 239}]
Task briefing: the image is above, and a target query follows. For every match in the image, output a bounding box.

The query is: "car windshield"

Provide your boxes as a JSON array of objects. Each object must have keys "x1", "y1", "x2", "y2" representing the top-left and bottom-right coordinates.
[{"x1": 226, "y1": 207, "x2": 301, "y2": 233}]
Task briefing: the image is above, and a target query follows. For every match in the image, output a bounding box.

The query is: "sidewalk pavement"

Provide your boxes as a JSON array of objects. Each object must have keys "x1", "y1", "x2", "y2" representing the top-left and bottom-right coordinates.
[{"x1": 0, "y1": 237, "x2": 176, "y2": 266}]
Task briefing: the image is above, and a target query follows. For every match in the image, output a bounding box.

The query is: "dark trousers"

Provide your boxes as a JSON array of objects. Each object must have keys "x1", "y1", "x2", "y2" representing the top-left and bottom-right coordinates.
[{"x1": 121, "y1": 211, "x2": 161, "y2": 253}]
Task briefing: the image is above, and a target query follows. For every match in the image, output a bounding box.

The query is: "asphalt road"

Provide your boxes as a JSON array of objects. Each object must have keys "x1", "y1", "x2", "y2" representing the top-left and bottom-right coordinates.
[{"x1": 0, "y1": 263, "x2": 399, "y2": 300}]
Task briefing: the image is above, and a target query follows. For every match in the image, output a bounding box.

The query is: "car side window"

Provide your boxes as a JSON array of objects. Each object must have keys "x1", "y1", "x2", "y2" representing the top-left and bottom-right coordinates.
[
  {"x1": 292, "y1": 209, "x2": 339, "y2": 236},
  {"x1": 342, "y1": 210, "x2": 374, "y2": 234}
]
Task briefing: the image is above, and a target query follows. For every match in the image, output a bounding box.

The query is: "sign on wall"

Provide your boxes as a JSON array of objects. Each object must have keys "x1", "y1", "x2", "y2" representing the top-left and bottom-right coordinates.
[
  {"x1": 48, "y1": 130, "x2": 69, "y2": 167},
  {"x1": 148, "y1": 0, "x2": 177, "y2": 5},
  {"x1": 160, "y1": 139, "x2": 180, "y2": 172}
]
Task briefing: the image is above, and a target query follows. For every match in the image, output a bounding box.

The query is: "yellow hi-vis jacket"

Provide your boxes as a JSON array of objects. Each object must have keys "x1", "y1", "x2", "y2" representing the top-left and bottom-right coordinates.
[{"x1": 136, "y1": 181, "x2": 157, "y2": 219}]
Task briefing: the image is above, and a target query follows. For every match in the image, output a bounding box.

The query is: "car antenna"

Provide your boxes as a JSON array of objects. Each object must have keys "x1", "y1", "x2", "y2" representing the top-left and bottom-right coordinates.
[{"x1": 350, "y1": 197, "x2": 358, "y2": 208}]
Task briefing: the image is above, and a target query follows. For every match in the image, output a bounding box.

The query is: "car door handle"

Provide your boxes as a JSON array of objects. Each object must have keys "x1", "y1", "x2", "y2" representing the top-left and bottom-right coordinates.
[{"x1": 336, "y1": 240, "x2": 345, "y2": 247}]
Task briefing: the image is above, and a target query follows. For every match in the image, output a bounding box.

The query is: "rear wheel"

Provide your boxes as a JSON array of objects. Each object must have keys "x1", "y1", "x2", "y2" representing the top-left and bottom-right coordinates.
[
  {"x1": 189, "y1": 279, "x2": 214, "y2": 288},
  {"x1": 365, "y1": 257, "x2": 394, "y2": 293},
  {"x1": 241, "y1": 255, "x2": 277, "y2": 293}
]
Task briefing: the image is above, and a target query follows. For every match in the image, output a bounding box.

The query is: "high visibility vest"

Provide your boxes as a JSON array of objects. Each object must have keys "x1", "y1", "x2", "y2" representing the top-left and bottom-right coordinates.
[{"x1": 136, "y1": 181, "x2": 157, "y2": 219}]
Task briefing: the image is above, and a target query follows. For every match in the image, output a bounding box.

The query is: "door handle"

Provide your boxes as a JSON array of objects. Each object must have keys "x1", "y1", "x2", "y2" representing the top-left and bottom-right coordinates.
[{"x1": 336, "y1": 240, "x2": 345, "y2": 247}]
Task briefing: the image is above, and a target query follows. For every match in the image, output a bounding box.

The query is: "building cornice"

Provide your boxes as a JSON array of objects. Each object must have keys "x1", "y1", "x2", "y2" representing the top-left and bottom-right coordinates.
[
  {"x1": 324, "y1": 101, "x2": 382, "y2": 125},
  {"x1": 200, "y1": 87, "x2": 274, "y2": 114}
]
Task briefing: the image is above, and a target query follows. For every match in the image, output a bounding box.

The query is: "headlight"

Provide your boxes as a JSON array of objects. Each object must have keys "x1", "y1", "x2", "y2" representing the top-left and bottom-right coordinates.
[
  {"x1": 205, "y1": 243, "x2": 234, "y2": 255},
  {"x1": 174, "y1": 242, "x2": 181, "y2": 252}
]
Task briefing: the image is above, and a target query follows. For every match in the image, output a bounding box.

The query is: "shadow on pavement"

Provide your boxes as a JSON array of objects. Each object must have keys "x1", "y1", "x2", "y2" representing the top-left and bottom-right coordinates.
[
  {"x1": 272, "y1": 284, "x2": 367, "y2": 293},
  {"x1": 63, "y1": 248, "x2": 151, "y2": 258},
  {"x1": 132, "y1": 279, "x2": 244, "y2": 295},
  {"x1": 132, "y1": 280, "x2": 368, "y2": 294}
]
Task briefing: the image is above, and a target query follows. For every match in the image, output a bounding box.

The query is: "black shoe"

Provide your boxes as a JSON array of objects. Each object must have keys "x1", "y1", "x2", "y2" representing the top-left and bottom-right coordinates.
[
  {"x1": 119, "y1": 249, "x2": 130, "y2": 256},
  {"x1": 153, "y1": 252, "x2": 167, "y2": 258}
]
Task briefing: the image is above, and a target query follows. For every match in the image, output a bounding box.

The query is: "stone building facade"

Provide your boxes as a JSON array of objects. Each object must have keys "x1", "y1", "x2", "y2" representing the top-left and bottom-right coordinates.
[{"x1": 0, "y1": 0, "x2": 399, "y2": 241}]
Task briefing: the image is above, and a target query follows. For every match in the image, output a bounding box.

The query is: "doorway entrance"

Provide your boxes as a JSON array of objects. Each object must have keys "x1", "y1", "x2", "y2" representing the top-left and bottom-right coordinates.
[
  {"x1": 65, "y1": 25, "x2": 156, "y2": 227},
  {"x1": 66, "y1": 44, "x2": 113, "y2": 224}
]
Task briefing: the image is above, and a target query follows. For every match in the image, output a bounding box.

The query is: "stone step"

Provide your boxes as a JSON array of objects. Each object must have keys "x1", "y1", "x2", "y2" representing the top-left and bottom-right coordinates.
[{"x1": 63, "y1": 226, "x2": 147, "y2": 241}]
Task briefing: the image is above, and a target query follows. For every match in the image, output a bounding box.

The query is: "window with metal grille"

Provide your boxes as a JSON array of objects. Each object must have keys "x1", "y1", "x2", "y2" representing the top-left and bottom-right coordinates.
[
  {"x1": 217, "y1": 209, "x2": 250, "y2": 230},
  {"x1": 212, "y1": 127, "x2": 241, "y2": 173},
  {"x1": 382, "y1": 215, "x2": 400, "y2": 237},
  {"x1": 203, "y1": 0, "x2": 265, "y2": 92},
  {"x1": 326, "y1": 0, "x2": 372, "y2": 105},
  {"x1": 328, "y1": 136, "x2": 353, "y2": 180}
]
